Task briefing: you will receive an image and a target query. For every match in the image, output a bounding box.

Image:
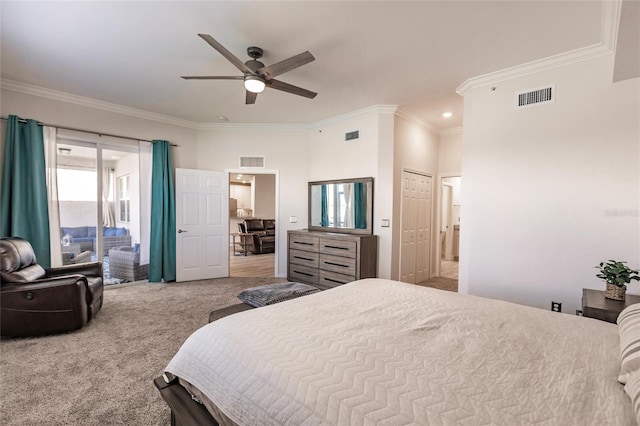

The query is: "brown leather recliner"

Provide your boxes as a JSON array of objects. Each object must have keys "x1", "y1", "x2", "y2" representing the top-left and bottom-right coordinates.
[
  {"x1": 0, "y1": 237, "x2": 104, "y2": 337},
  {"x1": 242, "y1": 219, "x2": 275, "y2": 254}
]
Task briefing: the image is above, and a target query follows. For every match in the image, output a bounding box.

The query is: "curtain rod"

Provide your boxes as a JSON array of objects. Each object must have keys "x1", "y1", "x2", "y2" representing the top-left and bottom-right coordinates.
[{"x1": 0, "y1": 116, "x2": 179, "y2": 147}]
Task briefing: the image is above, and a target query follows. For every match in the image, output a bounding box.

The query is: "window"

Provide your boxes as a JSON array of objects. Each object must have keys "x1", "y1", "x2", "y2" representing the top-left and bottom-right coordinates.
[{"x1": 118, "y1": 175, "x2": 130, "y2": 223}]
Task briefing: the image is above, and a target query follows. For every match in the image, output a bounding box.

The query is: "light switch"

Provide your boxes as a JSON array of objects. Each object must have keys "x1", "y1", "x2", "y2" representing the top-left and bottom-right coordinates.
[
  {"x1": 289, "y1": 216, "x2": 298, "y2": 223},
  {"x1": 381, "y1": 219, "x2": 390, "y2": 227}
]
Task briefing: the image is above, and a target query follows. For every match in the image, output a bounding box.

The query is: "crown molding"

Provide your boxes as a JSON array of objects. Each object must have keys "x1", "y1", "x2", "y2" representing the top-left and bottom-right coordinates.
[
  {"x1": 456, "y1": 0, "x2": 622, "y2": 96},
  {"x1": 394, "y1": 108, "x2": 438, "y2": 133},
  {"x1": 456, "y1": 43, "x2": 612, "y2": 96},
  {"x1": 195, "y1": 122, "x2": 309, "y2": 131},
  {"x1": 1, "y1": 79, "x2": 400, "y2": 131},
  {"x1": 602, "y1": 0, "x2": 622, "y2": 52},
  {"x1": 0, "y1": 79, "x2": 198, "y2": 129},
  {"x1": 440, "y1": 126, "x2": 462, "y2": 136},
  {"x1": 310, "y1": 105, "x2": 398, "y2": 129}
]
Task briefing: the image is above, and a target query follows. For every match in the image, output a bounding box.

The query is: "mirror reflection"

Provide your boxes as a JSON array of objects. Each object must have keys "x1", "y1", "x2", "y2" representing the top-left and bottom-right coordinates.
[{"x1": 309, "y1": 178, "x2": 373, "y2": 234}]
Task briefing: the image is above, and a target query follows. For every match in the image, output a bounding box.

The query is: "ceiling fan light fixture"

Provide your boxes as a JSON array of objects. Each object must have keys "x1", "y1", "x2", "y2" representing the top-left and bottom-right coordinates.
[{"x1": 244, "y1": 76, "x2": 265, "y2": 93}]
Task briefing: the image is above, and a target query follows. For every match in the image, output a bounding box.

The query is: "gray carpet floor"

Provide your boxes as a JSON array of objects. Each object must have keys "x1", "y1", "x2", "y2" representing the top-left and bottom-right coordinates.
[{"x1": 0, "y1": 277, "x2": 286, "y2": 425}]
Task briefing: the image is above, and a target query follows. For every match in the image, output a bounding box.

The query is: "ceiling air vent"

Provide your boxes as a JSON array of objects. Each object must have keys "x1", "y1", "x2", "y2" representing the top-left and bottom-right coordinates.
[
  {"x1": 515, "y1": 84, "x2": 555, "y2": 108},
  {"x1": 239, "y1": 156, "x2": 265, "y2": 168}
]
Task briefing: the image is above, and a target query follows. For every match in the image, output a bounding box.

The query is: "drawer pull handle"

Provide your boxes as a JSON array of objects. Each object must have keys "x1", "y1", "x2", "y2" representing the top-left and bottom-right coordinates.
[
  {"x1": 295, "y1": 241, "x2": 314, "y2": 246},
  {"x1": 293, "y1": 270, "x2": 314, "y2": 277},
  {"x1": 294, "y1": 256, "x2": 313, "y2": 261},
  {"x1": 324, "y1": 277, "x2": 347, "y2": 284},
  {"x1": 324, "y1": 261, "x2": 348, "y2": 268},
  {"x1": 324, "y1": 245, "x2": 348, "y2": 250}
]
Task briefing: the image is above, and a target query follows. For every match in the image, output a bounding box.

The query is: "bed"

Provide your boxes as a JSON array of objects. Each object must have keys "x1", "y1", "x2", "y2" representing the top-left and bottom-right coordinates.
[{"x1": 158, "y1": 278, "x2": 638, "y2": 425}]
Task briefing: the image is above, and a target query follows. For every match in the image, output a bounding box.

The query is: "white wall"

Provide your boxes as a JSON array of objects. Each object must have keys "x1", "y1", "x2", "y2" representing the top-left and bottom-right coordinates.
[
  {"x1": 254, "y1": 174, "x2": 276, "y2": 219},
  {"x1": 308, "y1": 108, "x2": 396, "y2": 278},
  {"x1": 392, "y1": 115, "x2": 439, "y2": 279},
  {"x1": 459, "y1": 54, "x2": 640, "y2": 314},
  {"x1": 438, "y1": 129, "x2": 463, "y2": 175},
  {"x1": 196, "y1": 127, "x2": 310, "y2": 276},
  {"x1": 59, "y1": 201, "x2": 96, "y2": 228}
]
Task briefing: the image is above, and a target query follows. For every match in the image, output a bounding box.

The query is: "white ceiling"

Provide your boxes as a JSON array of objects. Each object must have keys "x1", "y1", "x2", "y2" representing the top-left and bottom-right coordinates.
[{"x1": 1, "y1": 1, "x2": 605, "y2": 130}]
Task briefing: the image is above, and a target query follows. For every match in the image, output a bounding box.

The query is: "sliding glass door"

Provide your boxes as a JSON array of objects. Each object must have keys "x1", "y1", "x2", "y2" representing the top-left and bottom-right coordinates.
[{"x1": 56, "y1": 140, "x2": 142, "y2": 284}]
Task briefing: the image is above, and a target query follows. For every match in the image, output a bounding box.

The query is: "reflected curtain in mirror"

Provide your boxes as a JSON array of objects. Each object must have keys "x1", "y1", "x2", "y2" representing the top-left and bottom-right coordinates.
[
  {"x1": 309, "y1": 177, "x2": 373, "y2": 235},
  {"x1": 354, "y1": 182, "x2": 366, "y2": 229}
]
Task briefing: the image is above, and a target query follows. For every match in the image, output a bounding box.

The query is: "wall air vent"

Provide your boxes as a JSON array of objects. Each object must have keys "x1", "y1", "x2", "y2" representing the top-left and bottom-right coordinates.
[
  {"x1": 239, "y1": 156, "x2": 265, "y2": 168},
  {"x1": 515, "y1": 84, "x2": 555, "y2": 108},
  {"x1": 345, "y1": 130, "x2": 359, "y2": 141}
]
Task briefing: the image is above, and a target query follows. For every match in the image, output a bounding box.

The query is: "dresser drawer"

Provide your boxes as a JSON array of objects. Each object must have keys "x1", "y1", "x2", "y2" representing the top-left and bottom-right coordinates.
[
  {"x1": 319, "y1": 270, "x2": 355, "y2": 288},
  {"x1": 290, "y1": 249, "x2": 319, "y2": 268},
  {"x1": 289, "y1": 264, "x2": 319, "y2": 285},
  {"x1": 319, "y1": 238, "x2": 357, "y2": 258},
  {"x1": 319, "y1": 254, "x2": 356, "y2": 276},
  {"x1": 289, "y1": 234, "x2": 319, "y2": 252}
]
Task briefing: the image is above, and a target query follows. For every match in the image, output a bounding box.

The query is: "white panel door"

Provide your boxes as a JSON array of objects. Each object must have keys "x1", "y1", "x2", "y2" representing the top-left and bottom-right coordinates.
[
  {"x1": 400, "y1": 171, "x2": 417, "y2": 283},
  {"x1": 415, "y1": 174, "x2": 432, "y2": 283},
  {"x1": 176, "y1": 169, "x2": 228, "y2": 282},
  {"x1": 400, "y1": 170, "x2": 433, "y2": 284}
]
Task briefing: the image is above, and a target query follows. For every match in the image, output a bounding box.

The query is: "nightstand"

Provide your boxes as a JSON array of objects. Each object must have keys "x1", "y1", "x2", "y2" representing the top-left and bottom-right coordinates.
[{"x1": 582, "y1": 289, "x2": 640, "y2": 323}]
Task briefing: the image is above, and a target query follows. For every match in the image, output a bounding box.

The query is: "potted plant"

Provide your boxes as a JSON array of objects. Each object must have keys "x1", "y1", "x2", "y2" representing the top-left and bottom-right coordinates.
[{"x1": 595, "y1": 260, "x2": 640, "y2": 301}]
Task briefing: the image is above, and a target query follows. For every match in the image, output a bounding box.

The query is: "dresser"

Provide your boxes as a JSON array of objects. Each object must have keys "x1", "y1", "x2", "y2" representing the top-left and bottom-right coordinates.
[{"x1": 288, "y1": 230, "x2": 377, "y2": 289}]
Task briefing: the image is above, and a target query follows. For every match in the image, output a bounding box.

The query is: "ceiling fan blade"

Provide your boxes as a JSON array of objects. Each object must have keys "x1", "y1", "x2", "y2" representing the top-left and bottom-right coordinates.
[
  {"x1": 246, "y1": 90, "x2": 258, "y2": 105},
  {"x1": 198, "y1": 34, "x2": 253, "y2": 74},
  {"x1": 181, "y1": 76, "x2": 244, "y2": 80},
  {"x1": 260, "y1": 51, "x2": 315, "y2": 79},
  {"x1": 266, "y1": 79, "x2": 317, "y2": 99}
]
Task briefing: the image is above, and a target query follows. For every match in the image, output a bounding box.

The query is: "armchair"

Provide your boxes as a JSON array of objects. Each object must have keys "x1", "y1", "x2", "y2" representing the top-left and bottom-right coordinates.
[
  {"x1": 0, "y1": 237, "x2": 104, "y2": 337},
  {"x1": 108, "y1": 246, "x2": 149, "y2": 282}
]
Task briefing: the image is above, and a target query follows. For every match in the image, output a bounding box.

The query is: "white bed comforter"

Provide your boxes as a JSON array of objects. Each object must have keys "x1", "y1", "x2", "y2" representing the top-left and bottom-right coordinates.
[{"x1": 166, "y1": 279, "x2": 634, "y2": 425}]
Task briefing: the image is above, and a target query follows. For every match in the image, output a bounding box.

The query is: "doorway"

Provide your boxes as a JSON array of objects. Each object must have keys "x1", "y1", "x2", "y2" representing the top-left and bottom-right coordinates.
[
  {"x1": 439, "y1": 176, "x2": 461, "y2": 281},
  {"x1": 399, "y1": 170, "x2": 433, "y2": 284},
  {"x1": 228, "y1": 172, "x2": 277, "y2": 277}
]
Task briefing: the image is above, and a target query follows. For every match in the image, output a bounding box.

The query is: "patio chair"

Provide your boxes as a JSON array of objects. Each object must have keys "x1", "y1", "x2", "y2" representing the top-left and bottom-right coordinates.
[{"x1": 108, "y1": 246, "x2": 149, "y2": 282}]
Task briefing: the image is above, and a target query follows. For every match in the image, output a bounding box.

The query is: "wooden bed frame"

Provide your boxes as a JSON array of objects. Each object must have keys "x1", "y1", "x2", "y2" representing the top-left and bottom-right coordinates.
[
  {"x1": 154, "y1": 375, "x2": 219, "y2": 426},
  {"x1": 155, "y1": 303, "x2": 255, "y2": 425}
]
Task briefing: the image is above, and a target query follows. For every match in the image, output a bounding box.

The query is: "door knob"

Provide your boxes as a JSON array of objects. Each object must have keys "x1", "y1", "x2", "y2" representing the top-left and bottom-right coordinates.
[{"x1": 178, "y1": 229, "x2": 187, "y2": 233}]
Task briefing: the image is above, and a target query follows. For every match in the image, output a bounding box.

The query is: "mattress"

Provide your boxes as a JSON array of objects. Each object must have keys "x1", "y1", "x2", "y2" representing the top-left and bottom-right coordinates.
[{"x1": 166, "y1": 278, "x2": 634, "y2": 425}]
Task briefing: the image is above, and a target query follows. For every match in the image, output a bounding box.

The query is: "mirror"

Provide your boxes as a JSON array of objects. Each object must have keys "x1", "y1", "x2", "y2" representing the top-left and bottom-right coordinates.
[{"x1": 308, "y1": 177, "x2": 373, "y2": 234}]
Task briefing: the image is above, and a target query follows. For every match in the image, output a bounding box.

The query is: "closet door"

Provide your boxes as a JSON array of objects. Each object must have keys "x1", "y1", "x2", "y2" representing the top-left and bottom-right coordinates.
[
  {"x1": 400, "y1": 170, "x2": 432, "y2": 284},
  {"x1": 415, "y1": 174, "x2": 432, "y2": 282}
]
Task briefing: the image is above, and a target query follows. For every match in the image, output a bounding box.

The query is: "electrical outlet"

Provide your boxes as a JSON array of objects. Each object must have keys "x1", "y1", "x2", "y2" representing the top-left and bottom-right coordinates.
[
  {"x1": 576, "y1": 310, "x2": 583, "y2": 316},
  {"x1": 551, "y1": 301, "x2": 562, "y2": 313}
]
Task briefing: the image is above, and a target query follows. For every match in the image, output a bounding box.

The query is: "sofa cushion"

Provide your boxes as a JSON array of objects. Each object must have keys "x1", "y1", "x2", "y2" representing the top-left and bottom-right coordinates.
[
  {"x1": 244, "y1": 219, "x2": 265, "y2": 232},
  {"x1": 87, "y1": 227, "x2": 97, "y2": 238},
  {"x1": 115, "y1": 227, "x2": 127, "y2": 236},
  {"x1": 1, "y1": 238, "x2": 37, "y2": 272},
  {"x1": 63, "y1": 227, "x2": 89, "y2": 238},
  {"x1": 263, "y1": 219, "x2": 275, "y2": 231},
  {"x1": 104, "y1": 227, "x2": 117, "y2": 237}
]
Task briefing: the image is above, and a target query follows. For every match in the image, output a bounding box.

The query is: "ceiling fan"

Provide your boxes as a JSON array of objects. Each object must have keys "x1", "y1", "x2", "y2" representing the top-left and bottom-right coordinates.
[{"x1": 181, "y1": 34, "x2": 317, "y2": 105}]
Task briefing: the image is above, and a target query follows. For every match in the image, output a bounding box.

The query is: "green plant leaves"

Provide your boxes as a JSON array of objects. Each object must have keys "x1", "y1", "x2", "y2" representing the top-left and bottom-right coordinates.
[{"x1": 595, "y1": 260, "x2": 640, "y2": 286}]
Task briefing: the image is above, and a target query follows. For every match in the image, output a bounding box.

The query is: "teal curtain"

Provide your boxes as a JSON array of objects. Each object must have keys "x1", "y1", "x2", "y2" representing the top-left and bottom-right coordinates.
[
  {"x1": 321, "y1": 184, "x2": 329, "y2": 227},
  {"x1": 354, "y1": 182, "x2": 367, "y2": 229},
  {"x1": 149, "y1": 140, "x2": 176, "y2": 282},
  {"x1": 0, "y1": 115, "x2": 51, "y2": 268}
]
